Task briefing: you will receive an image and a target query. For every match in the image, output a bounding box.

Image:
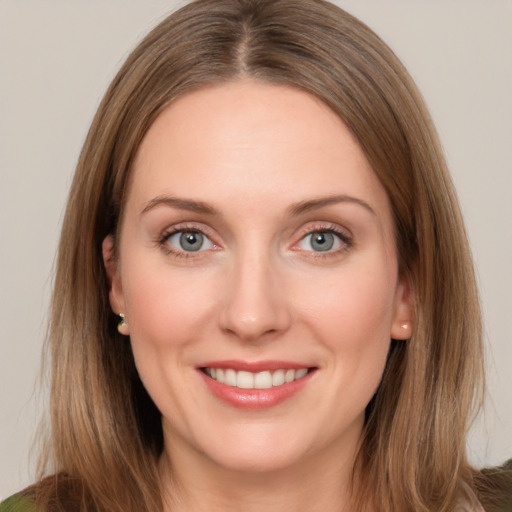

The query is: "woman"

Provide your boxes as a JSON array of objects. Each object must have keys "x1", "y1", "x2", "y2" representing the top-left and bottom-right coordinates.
[{"x1": 1, "y1": 0, "x2": 510, "y2": 511}]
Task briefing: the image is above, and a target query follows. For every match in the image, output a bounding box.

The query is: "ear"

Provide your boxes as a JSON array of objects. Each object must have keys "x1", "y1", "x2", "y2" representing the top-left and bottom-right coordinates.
[
  {"x1": 390, "y1": 277, "x2": 414, "y2": 340},
  {"x1": 102, "y1": 235, "x2": 129, "y2": 335}
]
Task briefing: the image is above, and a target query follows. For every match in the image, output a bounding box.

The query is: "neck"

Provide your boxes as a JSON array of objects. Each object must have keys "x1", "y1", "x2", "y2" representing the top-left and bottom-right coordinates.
[{"x1": 158, "y1": 431, "x2": 366, "y2": 512}]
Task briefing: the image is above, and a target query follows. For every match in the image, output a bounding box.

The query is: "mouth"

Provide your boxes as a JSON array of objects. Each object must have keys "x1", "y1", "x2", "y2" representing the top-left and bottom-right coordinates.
[
  {"x1": 200, "y1": 367, "x2": 312, "y2": 390},
  {"x1": 198, "y1": 361, "x2": 317, "y2": 409}
]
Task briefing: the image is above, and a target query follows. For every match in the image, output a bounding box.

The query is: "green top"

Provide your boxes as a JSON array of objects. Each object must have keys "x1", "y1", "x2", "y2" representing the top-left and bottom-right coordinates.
[{"x1": 0, "y1": 494, "x2": 36, "y2": 512}]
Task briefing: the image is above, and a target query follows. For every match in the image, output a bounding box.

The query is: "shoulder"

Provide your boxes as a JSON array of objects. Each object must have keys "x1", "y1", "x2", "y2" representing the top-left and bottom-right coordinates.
[
  {"x1": 474, "y1": 459, "x2": 512, "y2": 512},
  {"x1": 0, "y1": 474, "x2": 86, "y2": 512},
  {"x1": 0, "y1": 494, "x2": 36, "y2": 512}
]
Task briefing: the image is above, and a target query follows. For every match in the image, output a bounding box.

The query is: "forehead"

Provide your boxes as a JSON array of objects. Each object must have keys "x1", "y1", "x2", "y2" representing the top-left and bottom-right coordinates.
[{"x1": 128, "y1": 80, "x2": 391, "y2": 223}]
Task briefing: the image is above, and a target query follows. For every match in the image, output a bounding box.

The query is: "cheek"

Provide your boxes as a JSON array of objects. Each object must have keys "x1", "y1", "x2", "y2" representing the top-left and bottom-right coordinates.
[
  {"x1": 120, "y1": 262, "x2": 220, "y2": 413},
  {"x1": 121, "y1": 259, "x2": 218, "y2": 354},
  {"x1": 292, "y1": 260, "x2": 397, "y2": 402},
  {"x1": 295, "y1": 262, "x2": 398, "y2": 345}
]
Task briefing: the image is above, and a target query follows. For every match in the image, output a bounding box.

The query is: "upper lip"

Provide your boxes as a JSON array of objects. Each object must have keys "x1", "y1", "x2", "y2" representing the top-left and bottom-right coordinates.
[{"x1": 198, "y1": 360, "x2": 315, "y2": 372}]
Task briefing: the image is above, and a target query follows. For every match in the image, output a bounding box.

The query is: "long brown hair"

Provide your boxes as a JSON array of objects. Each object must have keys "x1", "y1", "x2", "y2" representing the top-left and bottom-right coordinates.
[{"x1": 34, "y1": 1, "x2": 485, "y2": 510}]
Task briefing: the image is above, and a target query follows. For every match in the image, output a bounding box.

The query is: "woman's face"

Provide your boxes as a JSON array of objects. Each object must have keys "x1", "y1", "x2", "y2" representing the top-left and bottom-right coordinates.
[{"x1": 105, "y1": 80, "x2": 412, "y2": 474}]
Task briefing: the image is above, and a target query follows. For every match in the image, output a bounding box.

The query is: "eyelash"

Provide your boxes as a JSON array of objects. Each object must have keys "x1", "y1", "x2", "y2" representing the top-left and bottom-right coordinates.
[
  {"x1": 157, "y1": 223, "x2": 217, "y2": 259},
  {"x1": 156, "y1": 222, "x2": 353, "y2": 259},
  {"x1": 292, "y1": 223, "x2": 353, "y2": 258}
]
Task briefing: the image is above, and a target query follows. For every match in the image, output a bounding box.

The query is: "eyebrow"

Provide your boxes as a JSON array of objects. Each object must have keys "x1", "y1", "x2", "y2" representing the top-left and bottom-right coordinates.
[
  {"x1": 288, "y1": 195, "x2": 376, "y2": 217},
  {"x1": 140, "y1": 193, "x2": 376, "y2": 217},
  {"x1": 141, "y1": 195, "x2": 218, "y2": 216}
]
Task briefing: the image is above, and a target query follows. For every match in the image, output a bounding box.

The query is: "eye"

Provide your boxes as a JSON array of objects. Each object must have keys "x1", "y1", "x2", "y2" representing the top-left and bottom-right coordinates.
[
  {"x1": 297, "y1": 230, "x2": 345, "y2": 252},
  {"x1": 166, "y1": 230, "x2": 214, "y2": 253}
]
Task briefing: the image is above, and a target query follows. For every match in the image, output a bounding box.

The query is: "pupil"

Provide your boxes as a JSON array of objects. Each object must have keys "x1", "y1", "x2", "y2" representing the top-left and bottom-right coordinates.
[
  {"x1": 312, "y1": 232, "x2": 334, "y2": 252},
  {"x1": 180, "y1": 232, "x2": 203, "y2": 251}
]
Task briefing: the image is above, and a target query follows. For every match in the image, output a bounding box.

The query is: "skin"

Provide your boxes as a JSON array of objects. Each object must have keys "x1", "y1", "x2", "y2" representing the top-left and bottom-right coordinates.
[{"x1": 104, "y1": 80, "x2": 412, "y2": 512}]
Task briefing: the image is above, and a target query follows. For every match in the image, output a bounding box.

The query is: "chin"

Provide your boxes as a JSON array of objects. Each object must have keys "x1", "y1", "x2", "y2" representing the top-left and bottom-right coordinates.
[
  {"x1": 196, "y1": 428, "x2": 320, "y2": 475},
  {"x1": 209, "y1": 448, "x2": 304, "y2": 475}
]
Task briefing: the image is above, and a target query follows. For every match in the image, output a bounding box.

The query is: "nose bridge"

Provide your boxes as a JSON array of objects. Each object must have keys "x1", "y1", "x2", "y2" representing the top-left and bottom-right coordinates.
[{"x1": 219, "y1": 243, "x2": 290, "y2": 341}]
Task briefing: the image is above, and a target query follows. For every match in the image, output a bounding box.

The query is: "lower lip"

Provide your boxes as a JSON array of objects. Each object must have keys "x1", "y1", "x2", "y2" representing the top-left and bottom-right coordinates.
[{"x1": 199, "y1": 370, "x2": 314, "y2": 410}]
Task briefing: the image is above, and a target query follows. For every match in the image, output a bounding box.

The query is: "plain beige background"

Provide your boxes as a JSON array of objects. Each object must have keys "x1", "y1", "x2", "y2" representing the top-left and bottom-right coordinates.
[{"x1": 1, "y1": 0, "x2": 511, "y2": 500}]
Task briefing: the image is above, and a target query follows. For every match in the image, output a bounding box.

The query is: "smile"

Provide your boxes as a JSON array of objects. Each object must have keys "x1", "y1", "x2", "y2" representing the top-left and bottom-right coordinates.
[
  {"x1": 199, "y1": 361, "x2": 317, "y2": 409},
  {"x1": 202, "y1": 367, "x2": 310, "y2": 390}
]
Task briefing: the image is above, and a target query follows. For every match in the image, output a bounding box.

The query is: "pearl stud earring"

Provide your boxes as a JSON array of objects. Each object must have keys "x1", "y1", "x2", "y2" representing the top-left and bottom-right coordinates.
[{"x1": 117, "y1": 313, "x2": 128, "y2": 335}]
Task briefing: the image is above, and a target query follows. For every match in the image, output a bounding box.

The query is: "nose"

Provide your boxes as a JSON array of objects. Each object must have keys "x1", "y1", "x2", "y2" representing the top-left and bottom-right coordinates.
[{"x1": 218, "y1": 251, "x2": 292, "y2": 342}]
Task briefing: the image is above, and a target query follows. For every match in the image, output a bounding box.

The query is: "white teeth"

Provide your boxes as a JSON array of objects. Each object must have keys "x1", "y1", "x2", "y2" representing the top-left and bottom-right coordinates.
[
  {"x1": 254, "y1": 371, "x2": 272, "y2": 389},
  {"x1": 205, "y1": 367, "x2": 310, "y2": 389},
  {"x1": 295, "y1": 368, "x2": 308, "y2": 379},
  {"x1": 225, "y1": 368, "x2": 237, "y2": 387},
  {"x1": 237, "y1": 371, "x2": 254, "y2": 389},
  {"x1": 272, "y1": 369, "x2": 285, "y2": 386}
]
